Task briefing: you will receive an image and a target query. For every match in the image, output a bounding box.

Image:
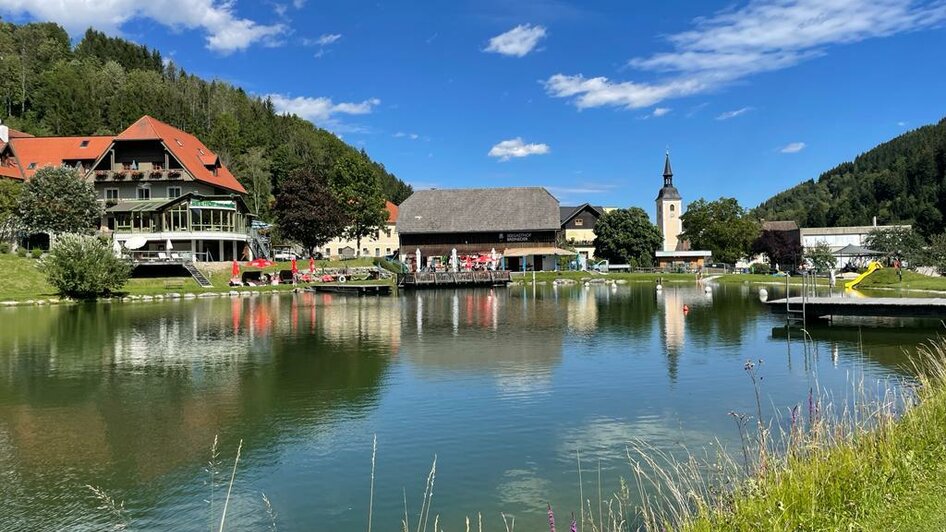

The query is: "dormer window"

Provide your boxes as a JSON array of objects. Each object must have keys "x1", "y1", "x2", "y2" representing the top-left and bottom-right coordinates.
[
  {"x1": 79, "y1": 139, "x2": 89, "y2": 148},
  {"x1": 175, "y1": 139, "x2": 183, "y2": 147}
]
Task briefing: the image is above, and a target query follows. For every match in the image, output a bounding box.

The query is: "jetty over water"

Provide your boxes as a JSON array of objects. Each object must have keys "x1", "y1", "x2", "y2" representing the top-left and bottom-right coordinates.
[
  {"x1": 767, "y1": 296, "x2": 946, "y2": 322},
  {"x1": 398, "y1": 271, "x2": 512, "y2": 288}
]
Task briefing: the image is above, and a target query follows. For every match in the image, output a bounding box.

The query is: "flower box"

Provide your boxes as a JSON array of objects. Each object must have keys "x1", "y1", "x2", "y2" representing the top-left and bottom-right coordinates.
[
  {"x1": 131, "y1": 171, "x2": 144, "y2": 179},
  {"x1": 168, "y1": 170, "x2": 181, "y2": 178},
  {"x1": 113, "y1": 171, "x2": 127, "y2": 180},
  {"x1": 150, "y1": 170, "x2": 164, "y2": 179}
]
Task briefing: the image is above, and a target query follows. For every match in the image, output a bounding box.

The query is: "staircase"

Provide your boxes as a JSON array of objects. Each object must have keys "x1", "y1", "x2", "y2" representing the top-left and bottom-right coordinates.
[
  {"x1": 248, "y1": 228, "x2": 272, "y2": 259},
  {"x1": 183, "y1": 262, "x2": 214, "y2": 288}
]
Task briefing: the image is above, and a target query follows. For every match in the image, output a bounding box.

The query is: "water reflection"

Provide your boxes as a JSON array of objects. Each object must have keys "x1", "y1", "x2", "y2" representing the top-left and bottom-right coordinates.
[{"x1": 0, "y1": 285, "x2": 936, "y2": 531}]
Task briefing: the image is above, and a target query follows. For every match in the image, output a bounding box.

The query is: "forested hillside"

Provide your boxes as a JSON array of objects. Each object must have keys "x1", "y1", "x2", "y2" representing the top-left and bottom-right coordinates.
[
  {"x1": 754, "y1": 117, "x2": 946, "y2": 235},
  {"x1": 0, "y1": 22, "x2": 413, "y2": 218}
]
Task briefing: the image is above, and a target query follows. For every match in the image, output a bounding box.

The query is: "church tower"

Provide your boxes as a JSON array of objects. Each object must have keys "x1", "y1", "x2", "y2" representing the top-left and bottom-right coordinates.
[{"x1": 655, "y1": 151, "x2": 683, "y2": 252}]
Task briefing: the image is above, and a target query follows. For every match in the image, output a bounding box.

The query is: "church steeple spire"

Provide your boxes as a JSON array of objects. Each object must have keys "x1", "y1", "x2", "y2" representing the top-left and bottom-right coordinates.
[{"x1": 663, "y1": 150, "x2": 673, "y2": 187}]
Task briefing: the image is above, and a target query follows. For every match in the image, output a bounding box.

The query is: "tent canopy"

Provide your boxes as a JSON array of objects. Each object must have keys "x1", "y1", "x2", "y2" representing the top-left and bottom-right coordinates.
[
  {"x1": 502, "y1": 247, "x2": 574, "y2": 257},
  {"x1": 835, "y1": 244, "x2": 882, "y2": 257}
]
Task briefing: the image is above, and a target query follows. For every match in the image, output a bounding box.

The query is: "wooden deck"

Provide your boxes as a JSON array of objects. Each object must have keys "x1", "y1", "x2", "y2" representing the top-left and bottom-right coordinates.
[
  {"x1": 398, "y1": 271, "x2": 512, "y2": 288},
  {"x1": 307, "y1": 284, "x2": 392, "y2": 296},
  {"x1": 767, "y1": 296, "x2": 946, "y2": 320}
]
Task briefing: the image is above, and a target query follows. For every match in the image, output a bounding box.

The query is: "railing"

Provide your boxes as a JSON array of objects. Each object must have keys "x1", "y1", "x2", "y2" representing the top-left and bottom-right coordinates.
[
  {"x1": 125, "y1": 250, "x2": 211, "y2": 263},
  {"x1": 399, "y1": 270, "x2": 512, "y2": 287}
]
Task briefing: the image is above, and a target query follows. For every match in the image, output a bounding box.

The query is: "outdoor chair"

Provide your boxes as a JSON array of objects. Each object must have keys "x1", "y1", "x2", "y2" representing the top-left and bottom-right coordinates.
[{"x1": 158, "y1": 252, "x2": 168, "y2": 261}]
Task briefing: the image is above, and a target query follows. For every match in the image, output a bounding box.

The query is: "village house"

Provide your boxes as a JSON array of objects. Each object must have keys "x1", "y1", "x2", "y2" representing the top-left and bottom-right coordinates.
[
  {"x1": 322, "y1": 201, "x2": 399, "y2": 259},
  {"x1": 560, "y1": 203, "x2": 607, "y2": 260},
  {"x1": 397, "y1": 187, "x2": 570, "y2": 271},
  {"x1": 801, "y1": 221, "x2": 911, "y2": 269},
  {"x1": 0, "y1": 116, "x2": 259, "y2": 262}
]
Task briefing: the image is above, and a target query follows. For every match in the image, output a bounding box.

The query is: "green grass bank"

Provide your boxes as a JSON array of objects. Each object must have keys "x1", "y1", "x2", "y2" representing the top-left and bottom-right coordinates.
[
  {"x1": 683, "y1": 343, "x2": 946, "y2": 531},
  {"x1": 856, "y1": 267, "x2": 946, "y2": 291},
  {"x1": 0, "y1": 254, "x2": 392, "y2": 302}
]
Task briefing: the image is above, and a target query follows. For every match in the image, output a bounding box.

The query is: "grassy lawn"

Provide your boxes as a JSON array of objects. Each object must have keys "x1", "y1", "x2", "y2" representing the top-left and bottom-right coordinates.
[
  {"x1": 0, "y1": 254, "x2": 57, "y2": 300},
  {"x1": 515, "y1": 270, "x2": 697, "y2": 283},
  {"x1": 0, "y1": 254, "x2": 391, "y2": 301},
  {"x1": 856, "y1": 268, "x2": 946, "y2": 291},
  {"x1": 715, "y1": 273, "x2": 829, "y2": 285},
  {"x1": 684, "y1": 342, "x2": 946, "y2": 531}
]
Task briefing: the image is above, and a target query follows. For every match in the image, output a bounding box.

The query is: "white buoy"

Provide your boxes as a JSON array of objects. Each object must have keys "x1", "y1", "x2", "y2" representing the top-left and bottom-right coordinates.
[
  {"x1": 704, "y1": 285, "x2": 712, "y2": 293},
  {"x1": 656, "y1": 284, "x2": 663, "y2": 291},
  {"x1": 759, "y1": 288, "x2": 768, "y2": 301}
]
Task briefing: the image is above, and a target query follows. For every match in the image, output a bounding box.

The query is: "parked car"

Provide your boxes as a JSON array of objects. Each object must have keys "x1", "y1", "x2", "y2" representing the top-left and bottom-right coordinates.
[{"x1": 273, "y1": 249, "x2": 300, "y2": 261}]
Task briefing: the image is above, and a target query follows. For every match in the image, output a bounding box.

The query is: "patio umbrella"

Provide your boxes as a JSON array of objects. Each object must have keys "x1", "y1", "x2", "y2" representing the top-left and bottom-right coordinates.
[
  {"x1": 166, "y1": 239, "x2": 173, "y2": 250},
  {"x1": 231, "y1": 260, "x2": 240, "y2": 278},
  {"x1": 291, "y1": 257, "x2": 298, "y2": 274},
  {"x1": 415, "y1": 248, "x2": 422, "y2": 272},
  {"x1": 112, "y1": 239, "x2": 122, "y2": 258},
  {"x1": 451, "y1": 248, "x2": 458, "y2": 272},
  {"x1": 490, "y1": 248, "x2": 498, "y2": 269},
  {"x1": 309, "y1": 256, "x2": 315, "y2": 273}
]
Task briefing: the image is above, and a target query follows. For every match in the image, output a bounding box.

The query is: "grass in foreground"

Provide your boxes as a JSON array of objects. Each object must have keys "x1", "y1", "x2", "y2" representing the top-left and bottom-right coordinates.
[{"x1": 682, "y1": 343, "x2": 946, "y2": 531}]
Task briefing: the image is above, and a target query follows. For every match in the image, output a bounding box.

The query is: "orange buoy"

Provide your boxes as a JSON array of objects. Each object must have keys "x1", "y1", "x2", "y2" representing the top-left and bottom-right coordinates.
[{"x1": 683, "y1": 304, "x2": 690, "y2": 313}]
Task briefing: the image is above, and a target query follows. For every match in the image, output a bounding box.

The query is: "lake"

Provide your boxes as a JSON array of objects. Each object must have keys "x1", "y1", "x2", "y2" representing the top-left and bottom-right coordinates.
[{"x1": 0, "y1": 283, "x2": 936, "y2": 530}]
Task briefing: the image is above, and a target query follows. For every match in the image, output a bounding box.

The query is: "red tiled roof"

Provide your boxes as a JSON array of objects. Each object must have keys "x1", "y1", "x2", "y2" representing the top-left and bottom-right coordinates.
[
  {"x1": 385, "y1": 200, "x2": 398, "y2": 223},
  {"x1": 115, "y1": 116, "x2": 245, "y2": 194},
  {"x1": 0, "y1": 165, "x2": 23, "y2": 180},
  {"x1": 9, "y1": 136, "x2": 114, "y2": 178}
]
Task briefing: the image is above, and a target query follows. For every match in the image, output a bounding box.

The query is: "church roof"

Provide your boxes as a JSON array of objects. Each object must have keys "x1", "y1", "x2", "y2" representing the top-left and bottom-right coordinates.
[
  {"x1": 656, "y1": 185, "x2": 681, "y2": 201},
  {"x1": 663, "y1": 152, "x2": 673, "y2": 177}
]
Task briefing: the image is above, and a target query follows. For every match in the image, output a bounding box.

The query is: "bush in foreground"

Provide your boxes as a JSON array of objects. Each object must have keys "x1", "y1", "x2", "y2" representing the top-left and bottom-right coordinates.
[{"x1": 41, "y1": 234, "x2": 130, "y2": 299}]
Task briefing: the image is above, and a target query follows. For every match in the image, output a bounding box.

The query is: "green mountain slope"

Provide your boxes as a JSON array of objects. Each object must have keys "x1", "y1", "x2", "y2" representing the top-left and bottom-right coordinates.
[
  {"x1": 754, "y1": 116, "x2": 946, "y2": 235},
  {"x1": 0, "y1": 22, "x2": 413, "y2": 214}
]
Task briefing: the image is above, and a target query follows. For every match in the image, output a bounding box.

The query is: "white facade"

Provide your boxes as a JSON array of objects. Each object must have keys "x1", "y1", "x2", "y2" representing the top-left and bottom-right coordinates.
[{"x1": 801, "y1": 224, "x2": 910, "y2": 268}]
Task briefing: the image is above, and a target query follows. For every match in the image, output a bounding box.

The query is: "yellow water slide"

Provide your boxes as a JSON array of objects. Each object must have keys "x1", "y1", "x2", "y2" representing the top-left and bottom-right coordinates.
[{"x1": 844, "y1": 261, "x2": 883, "y2": 290}]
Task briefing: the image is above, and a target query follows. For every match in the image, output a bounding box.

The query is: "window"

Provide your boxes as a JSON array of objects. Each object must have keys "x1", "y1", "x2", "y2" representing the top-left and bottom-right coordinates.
[
  {"x1": 79, "y1": 139, "x2": 89, "y2": 148},
  {"x1": 669, "y1": 204, "x2": 675, "y2": 212},
  {"x1": 375, "y1": 248, "x2": 380, "y2": 257},
  {"x1": 167, "y1": 186, "x2": 182, "y2": 198},
  {"x1": 362, "y1": 248, "x2": 369, "y2": 255},
  {"x1": 574, "y1": 218, "x2": 584, "y2": 226},
  {"x1": 105, "y1": 188, "x2": 119, "y2": 201},
  {"x1": 136, "y1": 185, "x2": 151, "y2": 200},
  {"x1": 325, "y1": 248, "x2": 330, "y2": 257},
  {"x1": 27, "y1": 162, "x2": 36, "y2": 170},
  {"x1": 386, "y1": 248, "x2": 391, "y2": 255}
]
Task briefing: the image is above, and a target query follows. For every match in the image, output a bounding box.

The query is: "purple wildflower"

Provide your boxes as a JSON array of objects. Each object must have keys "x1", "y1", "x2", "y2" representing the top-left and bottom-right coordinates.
[{"x1": 547, "y1": 502, "x2": 556, "y2": 532}]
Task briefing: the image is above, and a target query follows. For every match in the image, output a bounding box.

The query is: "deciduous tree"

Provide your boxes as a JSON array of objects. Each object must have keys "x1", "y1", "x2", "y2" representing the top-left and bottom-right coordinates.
[
  {"x1": 751, "y1": 228, "x2": 802, "y2": 269},
  {"x1": 593, "y1": 207, "x2": 662, "y2": 266},
  {"x1": 274, "y1": 169, "x2": 347, "y2": 258},
  {"x1": 805, "y1": 241, "x2": 836, "y2": 273},
  {"x1": 17, "y1": 166, "x2": 100, "y2": 235},
  {"x1": 681, "y1": 198, "x2": 759, "y2": 265},
  {"x1": 864, "y1": 226, "x2": 925, "y2": 265},
  {"x1": 331, "y1": 152, "x2": 388, "y2": 257},
  {"x1": 42, "y1": 234, "x2": 130, "y2": 299}
]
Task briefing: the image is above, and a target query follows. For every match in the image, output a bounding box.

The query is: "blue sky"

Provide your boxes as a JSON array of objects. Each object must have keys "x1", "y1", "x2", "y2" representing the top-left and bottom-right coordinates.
[{"x1": 2, "y1": 0, "x2": 946, "y2": 211}]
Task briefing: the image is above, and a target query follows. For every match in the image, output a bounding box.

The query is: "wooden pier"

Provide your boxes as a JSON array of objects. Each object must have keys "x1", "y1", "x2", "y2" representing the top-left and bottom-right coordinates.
[
  {"x1": 767, "y1": 296, "x2": 946, "y2": 321},
  {"x1": 398, "y1": 271, "x2": 512, "y2": 288},
  {"x1": 307, "y1": 284, "x2": 392, "y2": 296}
]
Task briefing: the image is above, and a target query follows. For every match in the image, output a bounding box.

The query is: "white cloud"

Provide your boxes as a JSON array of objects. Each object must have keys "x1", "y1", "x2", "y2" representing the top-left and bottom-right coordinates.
[
  {"x1": 393, "y1": 132, "x2": 420, "y2": 140},
  {"x1": 315, "y1": 33, "x2": 341, "y2": 46},
  {"x1": 488, "y1": 138, "x2": 550, "y2": 161},
  {"x1": 716, "y1": 106, "x2": 753, "y2": 120},
  {"x1": 780, "y1": 141, "x2": 806, "y2": 153},
  {"x1": 484, "y1": 23, "x2": 547, "y2": 57},
  {"x1": 652, "y1": 107, "x2": 671, "y2": 117},
  {"x1": 897, "y1": 121, "x2": 908, "y2": 127},
  {"x1": 546, "y1": 0, "x2": 946, "y2": 109},
  {"x1": 268, "y1": 94, "x2": 380, "y2": 128},
  {"x1": 0, "y1": 0, "x2": 287, "y2": 53}
]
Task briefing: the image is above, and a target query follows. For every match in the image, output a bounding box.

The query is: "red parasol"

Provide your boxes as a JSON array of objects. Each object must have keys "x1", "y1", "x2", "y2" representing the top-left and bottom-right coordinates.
[
  {"x1": 291, "y1": 257, "x2": 298, "y2": 274},
  {"x1": 247, "y1": 258, "x2": 275, "y2": 268},
  {"x1": 476, "y1": 255, "x2": 492, "y2": 263},
  {"x1": 309, "y1": 256, "x2": 315, "y2": 272},
  {"x1": 231, "y1": 260, "x2": 240, "y2": 277}
]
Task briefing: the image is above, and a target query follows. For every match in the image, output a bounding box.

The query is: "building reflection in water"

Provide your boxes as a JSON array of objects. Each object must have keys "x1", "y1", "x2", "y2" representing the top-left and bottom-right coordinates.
[{"x1": 657, "y1": 287, "x2": 686, "y2": 382}]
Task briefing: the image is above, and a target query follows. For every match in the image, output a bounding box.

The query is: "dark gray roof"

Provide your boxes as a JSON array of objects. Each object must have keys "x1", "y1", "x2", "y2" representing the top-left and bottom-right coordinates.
[
  {"x1": 656, "y1": 185, "x2": 681, "y2": 201},
  {"x1": 559, "y1": 204, "x2": 604, "y2": 224},
  {"x1": 397, "y1": 187, "x2": 560, "y2": 233},
  {"x1": 762, "y1": 220, "x2": 799, "y2": 231}
]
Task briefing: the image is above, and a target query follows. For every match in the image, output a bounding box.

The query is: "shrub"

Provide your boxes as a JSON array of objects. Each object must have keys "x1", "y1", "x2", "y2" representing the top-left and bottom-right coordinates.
[
  {"x1": 17, "y1": 247, "x2": 26, "y2": 258},
  {"x1": 41, "y1": 234, "x2": 131, "y2": 299},
  {"x1": 0, "y1": 242, "x2": 9, "y2": 254},
  {"x1": 31, "y1": 247, "x2": 43, "y2": 259},
  {"x1": 750, "y1": 262, "x2": 772, "y2": 275}
]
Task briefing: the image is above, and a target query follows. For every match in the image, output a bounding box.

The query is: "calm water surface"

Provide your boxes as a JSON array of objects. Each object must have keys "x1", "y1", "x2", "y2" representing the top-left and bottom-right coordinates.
[{"x1": 0, "y1": 283, "x2": 937, "y2": 530}]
